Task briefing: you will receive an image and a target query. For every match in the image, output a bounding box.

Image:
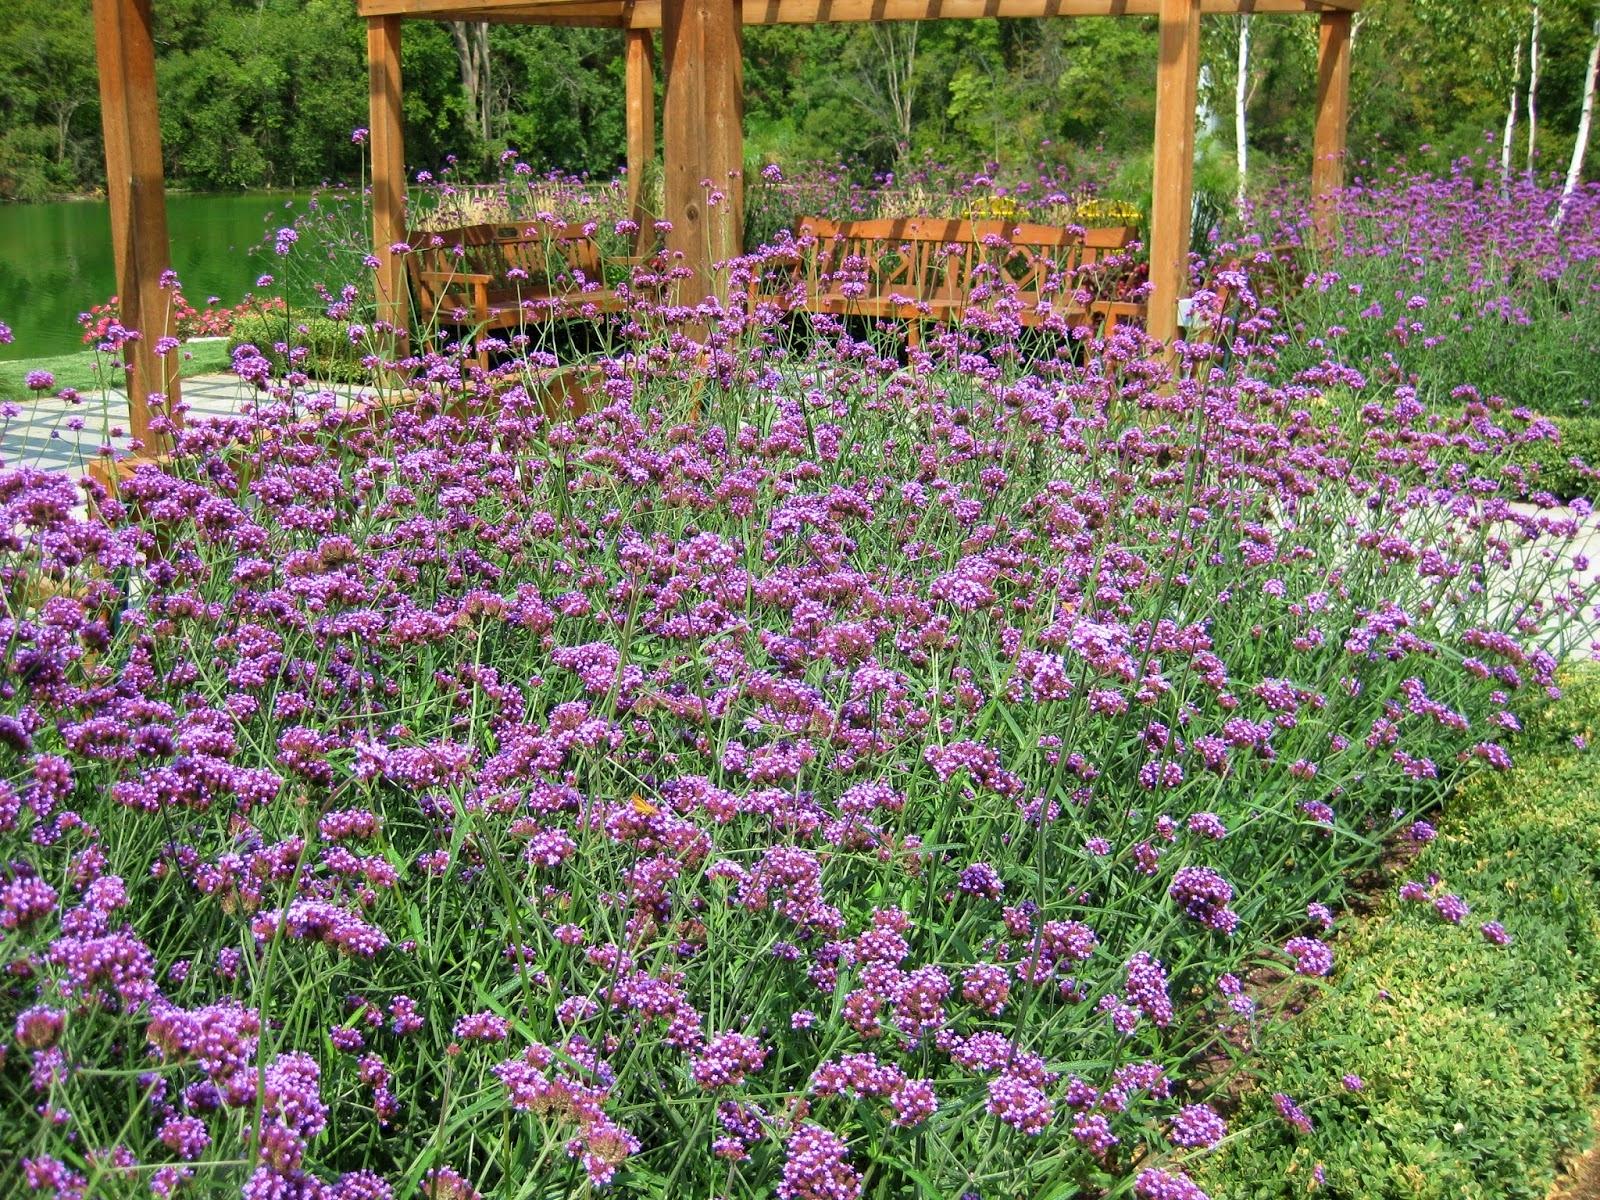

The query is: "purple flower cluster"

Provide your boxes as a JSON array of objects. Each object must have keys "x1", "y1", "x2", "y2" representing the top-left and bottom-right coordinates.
[
  {"x1": 1169, "y1": 867, "x2": 1241, "y2": 934},
  {"x1": 251, "y1": 900, "x2": 390, "y2": 957},
  {"x1": 1169, "y1": 1102, "x2": 1228, "y2": 1149},
  {"x1": 1135, "y1": 1168, "x2": 1213, "y2": 1200},
  {"x1": 779, "y1": 1123, "x2": 862, "y2": 1200},
  {"x1": 957, "y1": 860, "x2": 1004, "y2": 899},
  {"x1": 1272, "y1": 1092, "x2": 1315, "y2": 1135},
  {"x1": 1433, "y1": 893, "x2": 1471, "y2": 925},
  {"x1": 986, "y1": 1073, "x2": 1056, "y2": 1136},
  {"x1": 692, "y1": 1031, "x2": 768, "y2": 1089},
  {"x1": 1283, "y1": 936, "x2": 1335, "y2": 977}
]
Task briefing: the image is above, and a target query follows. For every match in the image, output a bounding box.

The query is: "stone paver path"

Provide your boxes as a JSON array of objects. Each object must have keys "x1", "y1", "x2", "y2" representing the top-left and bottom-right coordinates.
[
  {"x1": 0, "y1": 373, "x2": 378, "y2": 478},
  {"x1": 0, "y1": 374, "x2": 255, "y2": 477}
]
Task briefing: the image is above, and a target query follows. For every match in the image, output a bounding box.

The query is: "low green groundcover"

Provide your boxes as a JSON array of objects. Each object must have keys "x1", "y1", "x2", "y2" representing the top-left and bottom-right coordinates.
[{"x1": 1201, "y1": 668, "x2": 1600, "y2": 1200}]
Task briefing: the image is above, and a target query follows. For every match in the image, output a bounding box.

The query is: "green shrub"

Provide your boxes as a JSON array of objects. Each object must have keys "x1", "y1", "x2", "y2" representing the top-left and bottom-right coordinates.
[
  {"x1": 1199, "y1": 668, "x2": 1600, "y2": 1200},
  {"x1": 228, "y1": 310, "x2": 368, "y2": 384},
  {"x1": 1504, "y1": 411, "x2": 1600, "y2": 502},
  {"x1": 1426, "y1": 407, "x2": 1600, "y2": 502},
  {"x1": 1113, "y1": 143, "x2": 1237, "y2": 254}
]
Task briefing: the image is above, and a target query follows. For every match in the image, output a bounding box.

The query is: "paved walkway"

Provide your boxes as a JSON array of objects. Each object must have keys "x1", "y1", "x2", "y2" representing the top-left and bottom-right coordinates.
[
  {"x1": 0, "y1": 374, "x2": 259, "y2": 477},
  {"x1": 0, "y1": 374, "x2": 378, "y2": 478},
  {"x1": 1500, "y1": 501, "x2": 1600, "y2": 665}
]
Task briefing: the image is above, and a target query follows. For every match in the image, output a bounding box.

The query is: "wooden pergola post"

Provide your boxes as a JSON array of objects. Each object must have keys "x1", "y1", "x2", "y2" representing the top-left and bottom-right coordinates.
[
  {"x1": 1312, "y1": 8, "x2": 1352, "y2": 248},
  {"x1": 661, "y1": 0, "x2": 743, "y2": 307},
  {"x1": 92, "y1": 0, "x2": 180, "y2": 453},
  {"x1": 1147, "y1": 0, "x2": 1200, "y2": 347},
  {"x1": 368, "y1": 15, "x2": 408, "y2": 335},
  {"x1": 625, "y1": 28, "x2": 656, "y2": 251}
]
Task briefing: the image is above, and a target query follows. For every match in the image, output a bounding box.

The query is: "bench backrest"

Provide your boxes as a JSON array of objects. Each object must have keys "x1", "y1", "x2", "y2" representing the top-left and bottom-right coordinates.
[
  {"x1": 405, "y1": 224, "x2": 496, "y2": 311},
  {"x1": 788, "y1": 217, "x2": 1136, "y2": 308},
  {"x1": 796, "y1": 218, "x2": 964, "y2": 303},
  {"x1": 963, "y1": 220, "x2": 1135, "y2": 307},
  {"x1": 405, "y1": 222, "x2": 607, "y2": 306},
  {"x1": 492, "y1": 222, "x2": 606, "y2": 286}
]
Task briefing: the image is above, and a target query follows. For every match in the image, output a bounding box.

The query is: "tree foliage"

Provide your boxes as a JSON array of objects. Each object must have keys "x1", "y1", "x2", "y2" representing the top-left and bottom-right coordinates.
[{"x1": 1, "y1": 0, "x2": 1598, "y2": 200}]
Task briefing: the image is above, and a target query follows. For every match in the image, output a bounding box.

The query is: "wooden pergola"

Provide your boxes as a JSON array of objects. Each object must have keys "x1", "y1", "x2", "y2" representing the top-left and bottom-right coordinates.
[{"x1": 93, "y1": 0, "x2": 1357, "y2": 444}]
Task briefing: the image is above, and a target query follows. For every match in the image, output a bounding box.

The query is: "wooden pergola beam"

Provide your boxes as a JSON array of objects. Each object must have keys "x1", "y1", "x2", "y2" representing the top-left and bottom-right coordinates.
[
  {"x1": 92, "y1": 0, "x2": 180, "y2": 452},
  {"x1": 1311, "y1": 6, "x2": 1352, "y2": 245},
  {"x1": 93, "y1": 0, "x2": 1358, "y2": 423},
  {"x1": 368, "y1": 16, "x2": 409, "y2": 335},
  {"x1": 358, "y1": 0, "x2": 1358, "y2": 25}
]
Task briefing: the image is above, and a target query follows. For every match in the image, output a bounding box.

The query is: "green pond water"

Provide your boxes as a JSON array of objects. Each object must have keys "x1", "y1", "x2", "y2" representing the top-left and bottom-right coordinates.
[{"x1": 0, "y1": 192, "x2": 305, "y2": 361}]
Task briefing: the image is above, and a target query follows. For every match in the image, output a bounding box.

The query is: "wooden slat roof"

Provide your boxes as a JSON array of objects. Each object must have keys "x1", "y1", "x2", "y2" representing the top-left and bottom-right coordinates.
[{"x1": 355, "y1": 0, "x2": 1360, "y2": 27}]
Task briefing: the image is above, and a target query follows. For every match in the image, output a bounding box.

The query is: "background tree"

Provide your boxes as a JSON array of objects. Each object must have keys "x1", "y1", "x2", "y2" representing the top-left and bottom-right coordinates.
[
  {"x1": 0, "y1": 0, "x2": 99, "y2": 199},
  {"x1": 5, "y1": 0, "x2": 1600, "y2": 200},
  {"x1": 1556, "y1": 2, "x2": 1600, "y2": 223},
  {"x1": 452, "y1": 21, "x2": 493, "y2": 142},
  {"x1": 1234, "y1": 14, "x2": 1252, "y2": 205},
  {"x1": 1528, "y1": 0, "x2": 1542, "y2": 170}
]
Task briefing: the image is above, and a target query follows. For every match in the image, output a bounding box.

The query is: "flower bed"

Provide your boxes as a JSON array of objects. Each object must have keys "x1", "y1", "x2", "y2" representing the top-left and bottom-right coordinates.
[
  {"x1": 78, "y1": 292, "x2": 283, "y2": 347},
  {"x1": 2, "y1": 170, "x2": 1598, "y2": 1200},
  {"x1": 1230, "y1": 155, "x2": 1600, "y2": 424}
]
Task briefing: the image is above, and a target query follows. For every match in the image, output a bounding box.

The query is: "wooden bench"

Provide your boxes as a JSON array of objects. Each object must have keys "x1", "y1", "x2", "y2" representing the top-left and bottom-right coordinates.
[
  {"x1": 405, "y1": 222, "x2": 628, "y2": 366},
  {"x1": 751, "y1": 217, "x2": 1144, "y2": 342}
]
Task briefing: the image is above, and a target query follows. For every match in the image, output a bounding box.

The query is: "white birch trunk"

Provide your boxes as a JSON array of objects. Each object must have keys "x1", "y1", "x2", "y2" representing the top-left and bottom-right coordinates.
[
  {"x1": 1235, "y1": 15, "x2": 1250, "y2": 208},
  {"x1": 1197, "y1": 63, "x2": 1218, "y2": 143},
  {"x1": 1554, "y1": 14, "x2": 1600, "y2": 230},
  {"x1": 1527, "y1": 0, "x2": 1542, "y2": 175},
  {"x1": 1502, "y1": 36, "x2": 1522, "y2": 199}
]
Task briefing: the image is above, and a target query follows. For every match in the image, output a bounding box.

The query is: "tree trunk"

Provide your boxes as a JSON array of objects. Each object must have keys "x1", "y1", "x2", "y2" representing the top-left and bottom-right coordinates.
[
  {"x1": 1527, "y1": 0, "x2": 1541, "y2": 174},
  {"x1": 1554, "y1": 13, "x2": 1600, "y2": 229},
  {"x1": 451, "y1": 21, "x2": 492, "y2": 142},
  {"x1": 1235, "y1": 14, "x2": 1250, "y2": 208},
  {"x1": 479, "y1": 25, "x2": 492, "y2": 140},
  {"x1": 53, "y1": 100, "x2": 82, "y2": 165},
  {"x1": 1197, "y1": 62, "x2": 1218, "y2": 143},
  {"x1": 870, "y1": 23, "x2": 918, "y2": 151},
  {"x1": 1501, "y1": 34, "x2": 1522, "y2": 198}
]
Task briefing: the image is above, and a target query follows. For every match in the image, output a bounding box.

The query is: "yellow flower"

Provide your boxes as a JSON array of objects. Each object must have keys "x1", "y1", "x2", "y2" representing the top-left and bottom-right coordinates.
[
  {"x1": 964, "y1": 195, "x2": 1022, "y2": 221},
  {"x1": 1073, "y1": 197, "x2": 1141, "y2": 225}
]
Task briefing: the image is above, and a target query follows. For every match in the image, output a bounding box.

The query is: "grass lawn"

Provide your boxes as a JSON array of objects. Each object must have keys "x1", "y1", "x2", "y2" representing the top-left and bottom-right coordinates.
[
  {"x1": 0, "y1": 339, "x2": 233, "y2": 403},
  {"x1": 1199, "y1": 666, "x2": 1600, "y2": 1200}
]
